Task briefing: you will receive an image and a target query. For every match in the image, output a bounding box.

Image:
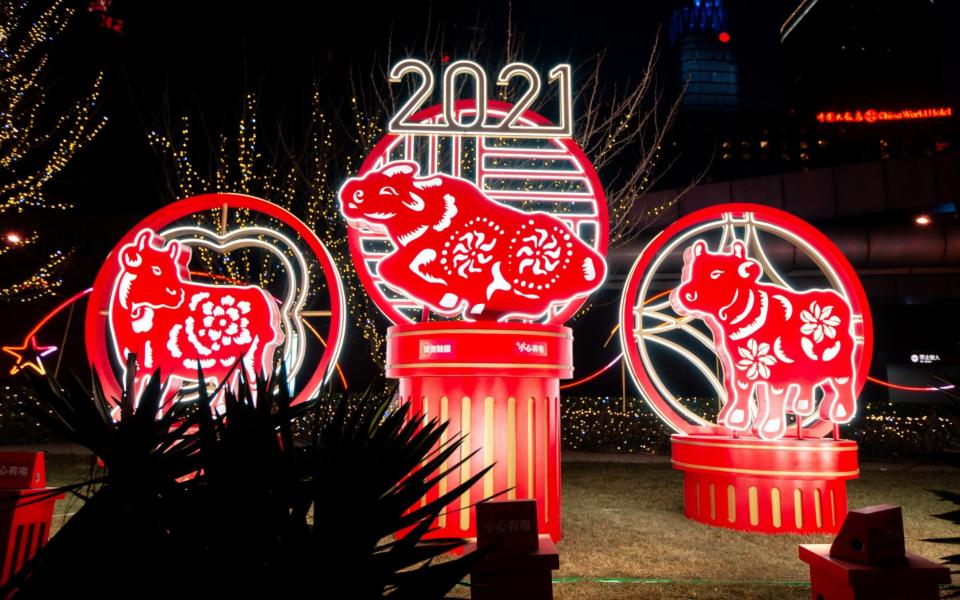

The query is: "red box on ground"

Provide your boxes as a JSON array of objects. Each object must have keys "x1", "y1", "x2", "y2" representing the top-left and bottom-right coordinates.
[
  {"x1": 0, "y1": 452, "x2": 63, "y2": 588},
  {"x1": 465, "y1": 499, "x2": 560, "y2": 600},
  {"x1": 799, "y1": 544, "x2": 949, "y2": 600}
]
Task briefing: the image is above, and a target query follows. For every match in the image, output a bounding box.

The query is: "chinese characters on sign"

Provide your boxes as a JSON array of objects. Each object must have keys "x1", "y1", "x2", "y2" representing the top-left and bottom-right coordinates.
[
  {"x1": 816, "y1": 107, "x2": 952, "y2": 124},
  {"x1": 515, "y1": 341, "x2": 548, "y2": 356},
  {"x1": 910, "y1": 353, "x2": 941, "y2": 364},
  {"x1": 482, "y1": 518, "x2": 534, "y2": 535},
  {"x1": 419, "y1": 340, "x2": 454, "y2": 358},
  {"x1": 0, "y1": 465, "x2": 29, "y2": 477}
]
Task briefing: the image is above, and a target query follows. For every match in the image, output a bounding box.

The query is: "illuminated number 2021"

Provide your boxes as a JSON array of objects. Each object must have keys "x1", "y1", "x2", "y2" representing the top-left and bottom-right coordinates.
[{"x1": 387, "y1": 59, "x2": 573, "y2": 138}]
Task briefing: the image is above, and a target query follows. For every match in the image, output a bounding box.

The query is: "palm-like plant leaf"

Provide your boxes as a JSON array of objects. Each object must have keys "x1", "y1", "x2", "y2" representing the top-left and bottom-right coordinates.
[{"x1": 3, "y1": 360, "x2": 491, "y2": 599}]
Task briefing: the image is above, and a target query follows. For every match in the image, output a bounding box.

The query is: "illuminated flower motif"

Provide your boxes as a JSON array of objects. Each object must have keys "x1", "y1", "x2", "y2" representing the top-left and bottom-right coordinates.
[
  {"x1": 517, "y1": 228, "x2": 561, "y2": 275},
  {"x1": 736, "y1": 338, "x2": 777, "y2": 381},
  {"x1": 800, "y1": 301, "x2": 841, "y2": 343},
  {"x1": 199, "y1": 295, "x2": 253, "y2": 351},
  {"x1": 452, "y1": 230, "x2": 496, "y2": 278}
]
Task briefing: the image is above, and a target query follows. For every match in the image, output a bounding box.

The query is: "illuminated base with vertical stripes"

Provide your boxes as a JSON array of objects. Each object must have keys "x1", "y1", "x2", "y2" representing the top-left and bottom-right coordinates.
[
  {"x1": 386, "y1": 322, "x2": 572, "y2": 543},
  {"x1": 670, "y1": 434, "x2": 859, "y2": 534}
]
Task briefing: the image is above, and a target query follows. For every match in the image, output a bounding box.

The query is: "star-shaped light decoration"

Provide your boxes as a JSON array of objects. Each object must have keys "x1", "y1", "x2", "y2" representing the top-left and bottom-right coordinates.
[{"x1": 2, "y1": 336, "x2": 58, "y2": 375}]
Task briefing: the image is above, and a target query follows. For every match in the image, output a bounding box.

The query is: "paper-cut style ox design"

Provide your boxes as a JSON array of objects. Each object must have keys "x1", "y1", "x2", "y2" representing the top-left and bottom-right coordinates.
[
  {"x1": 670, "y1": 240, "x2": 857, "y2": 440},
  {"x1": 339, "y1": 161, "x2": 606, "y2": 320},
  {"x1": 108, "y1": 229, "x2": 283, "y2": 401}
]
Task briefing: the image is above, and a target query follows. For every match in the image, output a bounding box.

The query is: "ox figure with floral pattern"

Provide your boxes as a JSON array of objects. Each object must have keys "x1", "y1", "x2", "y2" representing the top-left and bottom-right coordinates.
[
  {"x1": 108, "y1": 229, "x2": 283, "y2": 403},
  {"x1": 338, "y1": 161, "x2": 606, "y2": 320},
  {"x1": 670, "y1": 240, "x2": 856, "y2": 440}
]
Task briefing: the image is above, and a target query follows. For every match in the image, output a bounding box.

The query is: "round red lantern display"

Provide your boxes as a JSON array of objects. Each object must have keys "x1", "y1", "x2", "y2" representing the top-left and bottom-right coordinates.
[{"x1": 620, "y1": 203, "x2": 872, "y2": 533}]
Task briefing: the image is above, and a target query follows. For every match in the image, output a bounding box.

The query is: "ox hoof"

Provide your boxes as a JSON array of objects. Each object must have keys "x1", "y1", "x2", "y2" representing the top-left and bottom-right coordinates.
[
  {"x1": 439, "y1": 293, "x2": 459, "y2": 309},
  {"x1": 719, "y1": 408, "x2": 750, "y2": 431},
  {"x1": 756, "y1": 418, "x2": 786, "y2": 440},
  {"x1": 728, "y1": 409, "x2": 746, "y2": 426}
]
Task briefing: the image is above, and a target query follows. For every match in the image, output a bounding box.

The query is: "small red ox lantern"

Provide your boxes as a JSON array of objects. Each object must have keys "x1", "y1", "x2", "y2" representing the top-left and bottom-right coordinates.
[
  {"x1": 800, "y1": 505, "x2": 950, "y2": 599},
  {"x1": 108, "y1": 229, "x2": 283, "y2": 404},
  {"x1": 621, "y1": 204, "x2": 873, "y2": 534},
  {"x1": 672, "y1": 240, "x2": 858, "y2": 438},
  {"x1": 464, "y1": 499, "x2": 559, "y2": 600},
  {"x1": 0, "y1": 452, "x2": 63, "y2": 588}
]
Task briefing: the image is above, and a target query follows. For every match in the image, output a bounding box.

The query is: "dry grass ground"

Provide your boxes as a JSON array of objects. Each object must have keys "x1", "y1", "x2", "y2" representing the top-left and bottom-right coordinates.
[
  {"x1": 40, "y1": 453, "x2": 960, "y2": 599},
  {"x1": 552, "y1": 460, "x2": 960, "y2": 599}
]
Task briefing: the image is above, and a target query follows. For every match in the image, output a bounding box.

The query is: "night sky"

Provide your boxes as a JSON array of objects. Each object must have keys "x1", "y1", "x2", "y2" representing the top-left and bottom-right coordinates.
[{"x1": 62, "y1": 0, "x2": 796, "y2": 211}]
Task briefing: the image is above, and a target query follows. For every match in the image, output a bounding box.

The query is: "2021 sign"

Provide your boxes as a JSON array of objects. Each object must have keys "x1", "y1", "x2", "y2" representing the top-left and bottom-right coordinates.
[{"x1": 388, "y1": 59, "x2": 573, "y2": 138}]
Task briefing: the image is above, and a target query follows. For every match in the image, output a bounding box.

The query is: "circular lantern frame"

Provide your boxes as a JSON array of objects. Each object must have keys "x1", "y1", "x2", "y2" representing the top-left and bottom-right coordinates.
[
  {"x1": 85, "y1": 193, "x2": 346, "y2": 408},
  {"x1": 620, "y1": 203, "x2": 873, "y2": 439}
]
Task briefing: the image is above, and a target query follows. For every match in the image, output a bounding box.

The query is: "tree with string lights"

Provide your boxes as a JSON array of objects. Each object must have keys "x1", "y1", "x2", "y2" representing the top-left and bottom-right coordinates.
[{"x1": 0, "y1": 0, "x2": 106, "y2": 303}]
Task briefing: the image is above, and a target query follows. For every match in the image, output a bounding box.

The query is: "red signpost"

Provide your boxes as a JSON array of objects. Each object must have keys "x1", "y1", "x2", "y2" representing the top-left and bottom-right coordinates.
[
  {"x1": 0, "y1": 452, "x2": 62, "y2": 589},
  {"x1": 800, "y1": 505, "x2": 951, "y2": 599},
  {"x1": 466, "y1": 499, "x2": 560, "y2": 600}
]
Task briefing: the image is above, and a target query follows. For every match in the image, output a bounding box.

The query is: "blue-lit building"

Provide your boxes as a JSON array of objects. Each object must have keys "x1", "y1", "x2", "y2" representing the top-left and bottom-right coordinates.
[{"x1": 670, "y1": 0, "x2": 739, "y2": 112}]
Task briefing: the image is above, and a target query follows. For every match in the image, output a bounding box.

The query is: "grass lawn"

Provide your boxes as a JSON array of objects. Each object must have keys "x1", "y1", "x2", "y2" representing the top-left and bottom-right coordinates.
[
  {"x1": 41, "y1": 453, "x2": 960, "y2": 599},
  {"x1": 552, "y1": 460, "x2": 960, "y2": 599}
]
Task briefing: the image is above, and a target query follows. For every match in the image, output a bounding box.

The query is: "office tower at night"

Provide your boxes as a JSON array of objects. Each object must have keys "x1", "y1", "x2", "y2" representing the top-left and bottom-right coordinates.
[{"x1": 669, "y1": 0, "x2": 739, "y2": 112}]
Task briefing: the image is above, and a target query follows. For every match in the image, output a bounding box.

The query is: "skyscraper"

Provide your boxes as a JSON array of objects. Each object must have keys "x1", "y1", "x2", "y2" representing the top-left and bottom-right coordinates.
[{"x1": 670, "y1": 0, "x2": 739, "y2": 112}]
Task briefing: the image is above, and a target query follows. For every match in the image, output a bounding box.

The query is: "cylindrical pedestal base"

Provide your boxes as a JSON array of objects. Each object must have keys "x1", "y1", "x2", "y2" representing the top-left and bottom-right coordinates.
[
  {"x1": 671, "y1": 434, "x2": 859, "y2": 534},
  {"x1": 387, "y1": 323, "x2": 572, "y2": 542}
]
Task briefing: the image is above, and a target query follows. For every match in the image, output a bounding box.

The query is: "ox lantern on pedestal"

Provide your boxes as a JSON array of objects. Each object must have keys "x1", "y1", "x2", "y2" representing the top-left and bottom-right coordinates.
[
  {"x1": 339, "y1": 59, "x2": 609, "y2": 542},
  {"x1": 621, "y1": 204, "x2": 872, "y2": 534}
]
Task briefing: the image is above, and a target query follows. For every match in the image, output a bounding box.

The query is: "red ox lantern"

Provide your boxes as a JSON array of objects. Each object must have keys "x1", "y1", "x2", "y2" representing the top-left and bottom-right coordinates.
[
  {"x1": 108, "y1": 229, "x2": 284, "y2": 403},
  {"x1": 621, "y1": 204, "x2": 872, "y2": 534},
  {"x1": 340, "y1": 61, "x2": 609, "y2": 542},
  {"x1": 86, "y1": 194, "x2": 346, "y2": 413}
]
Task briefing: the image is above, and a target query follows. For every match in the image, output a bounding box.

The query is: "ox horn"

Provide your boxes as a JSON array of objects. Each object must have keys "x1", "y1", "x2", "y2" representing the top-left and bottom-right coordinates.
[
  {"x1": 135, "y1": 229, "x2": 153, "y2": 251},
  {"x1": 168, "y1": 240, "x2": 180, "y2": 260},
  {"x1": 382, "y1": 161, "x2": 419, "y2": 178}
]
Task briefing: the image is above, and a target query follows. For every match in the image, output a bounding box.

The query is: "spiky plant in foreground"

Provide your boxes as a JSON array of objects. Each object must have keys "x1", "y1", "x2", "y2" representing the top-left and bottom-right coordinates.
[
  {"x1": 921, "y1": 365, "x2": 960, "y2": 596},
  {"x1": 2, "y1": 360, "x2": 488, "y2": 598}
]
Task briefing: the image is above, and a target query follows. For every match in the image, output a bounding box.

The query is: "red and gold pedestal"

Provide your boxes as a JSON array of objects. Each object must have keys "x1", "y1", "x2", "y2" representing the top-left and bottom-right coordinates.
[
  {"x1": 671, "y1": 434, "x2": 859, "y2": 534},
  {"x1": 386, "y1": 322, "x2": 572, "y2": 542}
]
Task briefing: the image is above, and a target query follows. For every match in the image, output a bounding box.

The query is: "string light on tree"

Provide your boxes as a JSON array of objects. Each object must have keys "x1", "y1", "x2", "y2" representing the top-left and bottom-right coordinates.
[
  {"x1": 147, "y1": 90, "x2": 390, "y2": 366},
  {"x1": 0, "y1": 0, "x2": 106, "y2": 303}
]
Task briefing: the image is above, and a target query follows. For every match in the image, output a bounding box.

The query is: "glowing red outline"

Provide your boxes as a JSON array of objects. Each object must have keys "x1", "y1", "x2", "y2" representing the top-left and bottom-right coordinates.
[
  {"x1": 866, "y1": 376, "x2": 954, "y2": 393},
  {"x1": 2, "y1": 288, "x2": 92, "y2": 375}
]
